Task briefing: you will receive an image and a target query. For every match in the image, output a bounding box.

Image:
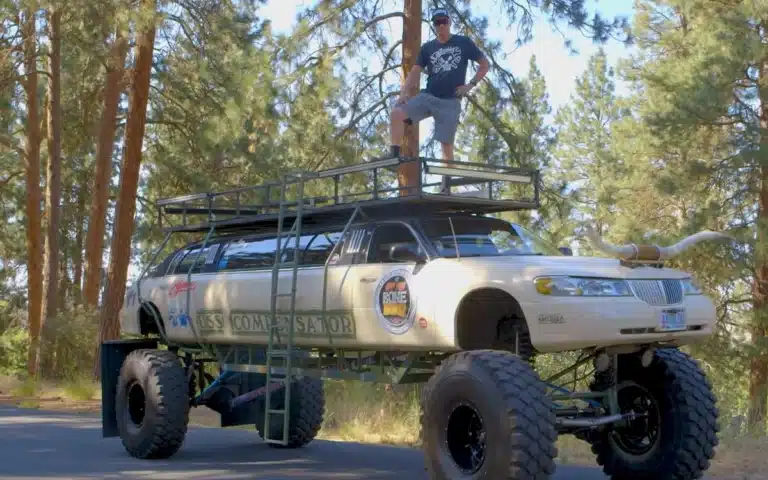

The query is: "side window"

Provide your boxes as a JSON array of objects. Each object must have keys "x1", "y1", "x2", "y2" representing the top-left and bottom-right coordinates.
[
  {"x1": 303, "y1": 232, "x2": 343, "y2": 266},
  {"x1": 218, "y1": 237, "x2": 278, "y2": 270},
  {"x1": 172, "y1": 245, "x2": 217, "y2": 275},
  {"x1": 147, "y1": 250, "x2": 177, "y2": 278},
  {"x1": 366, "y1": 224, "x2": 422, "y2": 264},
  {"x1": 166, "y1": 249, "x2": 185, "y2": 275},
  {"x1": 280, "y1": 234, "x2": 315, "y2": 265}
]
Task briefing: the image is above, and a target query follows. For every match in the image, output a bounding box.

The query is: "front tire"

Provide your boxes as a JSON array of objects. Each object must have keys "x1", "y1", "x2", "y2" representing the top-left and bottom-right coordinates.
[
  {"x1": 115, "y1": 349, "x2": 190, "y2": 459},
  {"x1": 420, "y1": 349, "x2": 558, "y2": 479},
  {"x1": 590, "y1": 348, "x2": 719, "y2": 479}
]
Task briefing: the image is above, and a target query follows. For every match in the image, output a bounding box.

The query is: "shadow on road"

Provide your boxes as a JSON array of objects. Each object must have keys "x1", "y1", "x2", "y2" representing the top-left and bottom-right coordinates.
[{"x1": 0, "y1": 405, "x2": 605, "y2": 480}]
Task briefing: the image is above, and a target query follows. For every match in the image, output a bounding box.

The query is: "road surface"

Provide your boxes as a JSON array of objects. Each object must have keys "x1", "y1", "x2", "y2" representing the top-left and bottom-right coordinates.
[{"x1": 0, "y1": 405, "x2": 612, "y2": 479}]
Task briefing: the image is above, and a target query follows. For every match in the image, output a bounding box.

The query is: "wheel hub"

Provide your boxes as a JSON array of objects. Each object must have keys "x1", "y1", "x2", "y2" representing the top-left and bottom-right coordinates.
[
  {"x1": 611, "y1": 383, "x2": 660, "y2": 456},
  {"x1": 127, "y1": 381, "x2": 146, "y2": 428},
  {"x1": 445, "y1": 402, "x2": 486, "y2": 474}
]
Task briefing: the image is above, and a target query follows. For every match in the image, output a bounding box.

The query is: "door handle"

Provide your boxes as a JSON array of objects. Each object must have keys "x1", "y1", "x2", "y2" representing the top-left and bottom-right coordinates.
[{"x1": 360, "y1": 277, "x2": 377, "y2": 283}]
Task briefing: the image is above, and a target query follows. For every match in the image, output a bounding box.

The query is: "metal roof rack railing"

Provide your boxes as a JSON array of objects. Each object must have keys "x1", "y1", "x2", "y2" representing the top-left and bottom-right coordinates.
[{"x1": 154, "y1": 156, "x2": 540, "y2": 233}]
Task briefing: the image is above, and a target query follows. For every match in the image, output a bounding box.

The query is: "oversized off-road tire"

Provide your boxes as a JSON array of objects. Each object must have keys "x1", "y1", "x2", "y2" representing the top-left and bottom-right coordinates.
[
  {"x1": 590, "y1": 348, "x2": 719, "y2": 479},
  {"x1": 420, "y1": 349, "x2": 558, "y2": 479},
  {"x1": 256, "y1": 376, "x2": 325, "y2": 448},
  {"x1": 115, "y1": 348, "x2": 190, "y2": 459}
]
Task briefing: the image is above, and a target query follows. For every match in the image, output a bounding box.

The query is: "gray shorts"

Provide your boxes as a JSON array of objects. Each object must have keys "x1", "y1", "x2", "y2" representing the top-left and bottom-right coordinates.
[{"x1": 400, "y1": 92, "x2": 461, "y2": 144}]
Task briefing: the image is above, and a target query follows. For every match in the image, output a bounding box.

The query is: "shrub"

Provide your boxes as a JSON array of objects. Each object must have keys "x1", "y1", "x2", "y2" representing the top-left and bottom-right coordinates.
[{"x1": 0, "y1": 326, "x2": 29, "y2": 376}]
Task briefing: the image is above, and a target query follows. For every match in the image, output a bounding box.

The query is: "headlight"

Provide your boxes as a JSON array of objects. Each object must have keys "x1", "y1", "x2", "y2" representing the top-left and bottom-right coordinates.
[
  {"x1": 681, "y1": 278, "x2": 703, "y2": 295},
  {"x1": 534, "y1": 276, "x2": 632, "y2": 297}
]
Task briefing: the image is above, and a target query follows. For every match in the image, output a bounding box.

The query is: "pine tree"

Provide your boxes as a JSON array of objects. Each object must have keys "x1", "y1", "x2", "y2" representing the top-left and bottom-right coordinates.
[
  {"x1": 550, "y1": 48, "x2": 629, "y2": 253},
  {"x1": 625, "y1": 0, "x2": 768, "y2": 432}
]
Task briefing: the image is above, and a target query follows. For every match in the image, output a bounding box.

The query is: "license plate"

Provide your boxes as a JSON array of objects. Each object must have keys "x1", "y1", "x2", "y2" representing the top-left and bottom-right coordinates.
[{"x1": 660, "y1": 309, "x2": 686, "y2": 331}]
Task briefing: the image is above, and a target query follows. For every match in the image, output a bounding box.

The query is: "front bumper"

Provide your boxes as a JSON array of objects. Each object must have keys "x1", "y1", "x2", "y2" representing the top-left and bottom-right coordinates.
[{"x1": 519, "y1": 294, "x2": 716, "y2": 353}]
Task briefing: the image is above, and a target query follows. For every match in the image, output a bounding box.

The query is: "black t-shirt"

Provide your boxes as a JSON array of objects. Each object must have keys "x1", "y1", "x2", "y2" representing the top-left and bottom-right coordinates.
[{"x1": 417, "y1": 34, "x2": 484, "y2": 99}]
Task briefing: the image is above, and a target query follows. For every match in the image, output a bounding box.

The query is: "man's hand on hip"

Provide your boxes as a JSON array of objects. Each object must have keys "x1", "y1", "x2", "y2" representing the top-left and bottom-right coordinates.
[{"x1": 455, "y1": 84, "x2": 474, "y2": 97}]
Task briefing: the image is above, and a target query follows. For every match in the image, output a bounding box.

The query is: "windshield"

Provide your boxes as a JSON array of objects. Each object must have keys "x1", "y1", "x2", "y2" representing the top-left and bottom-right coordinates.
[{"x1": 420, "y1": 216, "x2": 563, "y2": 258}]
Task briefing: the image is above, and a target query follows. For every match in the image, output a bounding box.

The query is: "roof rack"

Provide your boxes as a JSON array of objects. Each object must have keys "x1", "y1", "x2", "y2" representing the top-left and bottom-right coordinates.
[{"x1": 154, "y1": 156, "x2": 540, "y2": 234}]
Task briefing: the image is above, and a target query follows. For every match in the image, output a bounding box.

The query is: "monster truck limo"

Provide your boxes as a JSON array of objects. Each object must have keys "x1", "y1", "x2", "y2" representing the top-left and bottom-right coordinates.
[{"x1": 102, "y1": 156, "x2": 729, "y2": 480}]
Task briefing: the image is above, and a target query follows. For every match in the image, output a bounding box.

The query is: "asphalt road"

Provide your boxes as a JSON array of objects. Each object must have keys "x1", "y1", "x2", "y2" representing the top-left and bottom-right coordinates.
[{"x1": 0, "y1": 405, "x2": 613, "y2": 479}]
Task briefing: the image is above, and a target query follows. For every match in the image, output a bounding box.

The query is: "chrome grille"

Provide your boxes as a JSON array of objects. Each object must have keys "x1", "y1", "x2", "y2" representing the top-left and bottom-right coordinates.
[
  {"x1": 662, "y1": 279, "x2": 683, "y2": 304},
  {"x1": 628, "y1": 280, "x2": 683, "y2": 306}
]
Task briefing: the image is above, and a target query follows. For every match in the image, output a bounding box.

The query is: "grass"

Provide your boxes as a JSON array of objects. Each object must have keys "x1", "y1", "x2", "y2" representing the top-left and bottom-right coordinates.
[{"x1": 0, "y1": 374, "x2": 766, "y2": 478}]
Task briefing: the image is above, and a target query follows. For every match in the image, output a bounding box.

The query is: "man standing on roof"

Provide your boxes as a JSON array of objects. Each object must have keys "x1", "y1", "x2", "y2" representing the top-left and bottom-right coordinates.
[{"x1": 386, "y1": 7, "x2": 489, "y2": 190}]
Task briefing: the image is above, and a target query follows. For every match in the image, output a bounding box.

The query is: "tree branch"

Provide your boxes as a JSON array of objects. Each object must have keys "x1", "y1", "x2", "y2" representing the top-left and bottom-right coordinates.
[
  {"x1": 0, "y1": 134, "x2": 25, "y2": 159},
  {"x1": 0, "y1": 171, "x2": 24, "y2": 188}
]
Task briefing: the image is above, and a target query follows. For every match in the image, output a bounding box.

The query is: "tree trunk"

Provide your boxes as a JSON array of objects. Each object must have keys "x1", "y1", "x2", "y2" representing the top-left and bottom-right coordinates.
[
  {"x1": 83, "y1": 30, "x2": 128, "y2": 308},
  {"x1": 58, "y1": 251, "x2": 68, "y2": 309},
  {"x1": 23, "y1": 6, "x2": 44, "y2": 378},
  {"x1": 40, "y1": 7, "x2": 62, "y2": 343},
  {"x1": 73, "y1": 179, "x2": 86, "y2": 304},
  {"x1": 397, "y1": 0, "x2": 421, "y2": 196},
  {"x1": 748, "y1": 56, "x2": 768, "y2": 435},
  {"x1": 94, "y1": 1, "x2": 156, "y2": 378}
]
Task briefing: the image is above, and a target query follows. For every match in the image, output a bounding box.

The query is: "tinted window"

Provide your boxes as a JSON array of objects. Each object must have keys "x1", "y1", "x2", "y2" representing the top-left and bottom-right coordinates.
[
  {"x1": 304, "y1": 232, "x2": 343, "y2": 265},
  {"x1": 172, "y1": 244, "x2": 218, "y2": 274},
  {"x1": 366, "y1": 224, "x2": 422, "y2": 263},
  {"x1": 218, "y1": 237, "x2": 278, "y2": 270},
  {"x1": 147, "y1": 250, "x2": 178, "y2": 278},
  {"x1": 280, "y1": 234, "x2": 315, "y2": 264}
]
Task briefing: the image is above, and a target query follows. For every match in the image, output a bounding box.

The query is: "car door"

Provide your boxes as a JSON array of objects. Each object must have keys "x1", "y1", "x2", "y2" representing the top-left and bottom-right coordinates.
[
  {"x1": 161, "y1": 242, "x2": 222, "y2": 343},
  {"x1": 288, "y1": 228, "x2": 360, "y2": 345},
  {"x1": 347, "y1": 221, "x2": 435, "y2": 347}
]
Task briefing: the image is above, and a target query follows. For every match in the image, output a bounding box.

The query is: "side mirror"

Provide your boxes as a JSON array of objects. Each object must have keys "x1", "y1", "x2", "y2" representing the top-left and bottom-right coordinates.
[
  {"x1": 389, "y1": 243, "x2": 425, "y2": 263},
  {"x1": 558, "y1": 246, "x2": 573, "y2": 256}
]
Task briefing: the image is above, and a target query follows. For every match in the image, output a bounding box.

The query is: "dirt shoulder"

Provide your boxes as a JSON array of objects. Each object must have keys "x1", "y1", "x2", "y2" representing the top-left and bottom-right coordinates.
[{"x1": 0, "y1": 375, "x2": 765, "y2": 479}]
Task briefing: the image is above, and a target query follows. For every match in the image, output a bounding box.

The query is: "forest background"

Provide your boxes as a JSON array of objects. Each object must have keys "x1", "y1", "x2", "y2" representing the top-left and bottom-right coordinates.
[{"x1": 1, "y1": 0, "x2": 767, "y2": 468}]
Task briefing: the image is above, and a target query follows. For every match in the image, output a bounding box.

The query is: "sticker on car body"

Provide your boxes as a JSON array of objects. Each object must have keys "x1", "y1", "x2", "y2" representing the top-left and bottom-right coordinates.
[{"x1": 374, "y1": 269, "x2": 417, "y2": 335}]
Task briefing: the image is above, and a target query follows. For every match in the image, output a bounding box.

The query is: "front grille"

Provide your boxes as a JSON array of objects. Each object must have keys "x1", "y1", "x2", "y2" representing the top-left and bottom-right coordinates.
[
  {"x1": 662, "y1": 279, "x2": 683, "y2": 304},
  {"x1": 628, "y1": 279, "x2": 684, "y2": 306}
]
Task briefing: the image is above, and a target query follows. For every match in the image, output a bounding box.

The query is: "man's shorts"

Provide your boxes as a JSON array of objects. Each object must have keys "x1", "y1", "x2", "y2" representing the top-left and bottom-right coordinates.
[{"x1": 400, "y1": 92, "x2": 461, "y2": 144}]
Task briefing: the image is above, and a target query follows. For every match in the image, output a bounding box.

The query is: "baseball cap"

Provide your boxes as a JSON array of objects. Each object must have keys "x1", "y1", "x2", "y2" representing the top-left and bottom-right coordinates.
[{"x1": 431, "y1": 8, "x2": 450, "y2": 21}]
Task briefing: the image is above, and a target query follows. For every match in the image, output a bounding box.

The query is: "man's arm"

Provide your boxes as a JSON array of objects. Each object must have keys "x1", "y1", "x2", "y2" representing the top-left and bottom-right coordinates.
[
  {"x1": 398, "y1": 44, "x2": 428, "y2": 103},
  {"x1": 456, "y1": 38, "x2": 489, "y2": 97},
  {"x1": 469, "y1": 55, "x2": 489, "y2": 86},
  {"x1": 398, "y1": 64, "x2": 422, "y2": 103}
]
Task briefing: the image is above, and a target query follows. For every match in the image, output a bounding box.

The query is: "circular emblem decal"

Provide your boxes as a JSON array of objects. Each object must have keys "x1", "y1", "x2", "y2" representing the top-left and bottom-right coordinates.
[{"x1": 374, "y1": 269, "x2": 417, "y2": 335}]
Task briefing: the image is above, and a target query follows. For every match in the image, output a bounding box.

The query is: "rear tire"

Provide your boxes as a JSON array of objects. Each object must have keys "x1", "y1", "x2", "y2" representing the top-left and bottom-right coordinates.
[
  {"x1": 420, "y1": 349, "x2": 558, "y2": 479},
  {"x1": 590, "y1": 348, "x2": 719, "y2": 479},
  {"x1": 115, "y1": 349, "x2": 190, "y2": 459},
  {"x1": 256, "y1": 376, "x2": 325, "y2": 448}
]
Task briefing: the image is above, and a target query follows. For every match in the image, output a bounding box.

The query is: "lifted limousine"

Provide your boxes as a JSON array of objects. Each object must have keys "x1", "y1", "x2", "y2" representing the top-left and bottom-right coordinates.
[{"x1": 105, "y1": 156, "x2": 725, "y2": 480}]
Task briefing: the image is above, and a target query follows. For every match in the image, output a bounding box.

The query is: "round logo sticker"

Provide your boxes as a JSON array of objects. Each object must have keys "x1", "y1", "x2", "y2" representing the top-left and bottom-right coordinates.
[{"x1": 374, "y1": 269, "x2": 417, "y2": 335}]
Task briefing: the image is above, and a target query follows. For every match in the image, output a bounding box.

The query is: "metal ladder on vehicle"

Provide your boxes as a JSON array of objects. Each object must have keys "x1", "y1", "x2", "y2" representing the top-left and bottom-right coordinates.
[{"x1": 263, "y1": 170, "x2": 310, "y2": 446}]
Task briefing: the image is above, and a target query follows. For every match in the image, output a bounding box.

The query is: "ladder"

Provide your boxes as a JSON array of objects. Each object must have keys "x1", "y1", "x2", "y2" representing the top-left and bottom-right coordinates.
[{"x1": 263, "y1": 170, "x2": 310, "y2": 446}]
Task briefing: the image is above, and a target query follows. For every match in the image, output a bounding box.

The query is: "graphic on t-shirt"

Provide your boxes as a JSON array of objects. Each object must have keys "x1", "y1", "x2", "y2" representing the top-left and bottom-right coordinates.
[{"x1": 429, "y1": 46, "x2": 462, "y2": 74}]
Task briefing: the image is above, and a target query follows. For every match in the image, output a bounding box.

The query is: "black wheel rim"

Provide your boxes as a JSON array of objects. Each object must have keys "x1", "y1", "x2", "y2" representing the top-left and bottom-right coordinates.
[
  {"x1": 126, "y1": 381, "x2": 146, "y2": 428},
  {"x1": 611, "y1": 382, "x2": 660, "y2": 456},
  {"x1": 445, "y1": 402, "x2": 486, "y2": 474}
]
